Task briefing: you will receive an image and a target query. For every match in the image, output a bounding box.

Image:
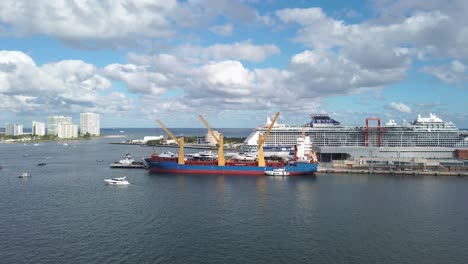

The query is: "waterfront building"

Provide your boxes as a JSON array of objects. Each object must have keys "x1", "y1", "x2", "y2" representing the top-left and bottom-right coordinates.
[
  {"x1": 57, "y1": 123, "x2": 78, "y2": 139},
  {"x1": 80, "y1": 112, "x2": 100, "y2": 136},
  {"x1": 47, "y1": 116, "x2": 72, "y2": 136},
  {"x1": 205, "y1": 130, "x2": 221, "y2": 146},
  {"x1": 5, "y1": 123, "x2": 23, "y2": 136},
  {"x1": 32, "y1": 121, "x2": 46, "y2": 136},
  {"x1": 143, "y1": 136, "x2": 164, "y2": 144}
]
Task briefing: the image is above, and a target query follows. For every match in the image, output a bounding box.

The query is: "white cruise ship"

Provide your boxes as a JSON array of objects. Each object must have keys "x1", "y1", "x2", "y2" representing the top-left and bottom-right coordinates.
[{"x1": 242, "y1": 113, "x2": 468, "y2": 160}]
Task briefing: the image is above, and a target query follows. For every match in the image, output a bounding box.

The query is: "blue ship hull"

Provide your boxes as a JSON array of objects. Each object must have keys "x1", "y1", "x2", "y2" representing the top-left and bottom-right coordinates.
[{"x1": 144, "y1": 158, "x2": 318, "y2": 175}]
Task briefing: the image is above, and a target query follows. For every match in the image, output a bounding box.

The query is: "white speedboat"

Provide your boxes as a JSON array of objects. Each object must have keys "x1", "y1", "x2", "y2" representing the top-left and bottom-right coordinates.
[
  {"x1": 104, "y1": 176, "x2": 130, "y2": 185},
  {"x1": 265, "y1": 168, "x2": 289, "y2": 176},
  {"x1": 18, "y1": 172, "x2": 32, "y2": 178}
]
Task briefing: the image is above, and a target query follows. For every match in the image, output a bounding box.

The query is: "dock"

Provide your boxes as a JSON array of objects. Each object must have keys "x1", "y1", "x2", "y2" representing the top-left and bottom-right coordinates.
[{"x1": 317, "y1": 167, "x2": 468, "y2": 176}]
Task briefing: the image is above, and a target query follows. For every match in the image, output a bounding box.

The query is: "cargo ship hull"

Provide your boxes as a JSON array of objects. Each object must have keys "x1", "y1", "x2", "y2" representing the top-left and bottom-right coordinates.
[{"x1": 144, "y1": 158, "x2": 318, "y2": 176}]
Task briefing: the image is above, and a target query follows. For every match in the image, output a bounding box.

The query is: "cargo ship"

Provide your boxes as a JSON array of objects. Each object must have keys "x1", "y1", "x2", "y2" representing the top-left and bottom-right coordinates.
[{"x1": 144, "y1": 113, "x2": 318, "y2": 175}]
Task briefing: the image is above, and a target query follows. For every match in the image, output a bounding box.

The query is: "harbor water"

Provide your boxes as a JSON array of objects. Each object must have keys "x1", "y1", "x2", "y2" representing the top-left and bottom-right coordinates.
[{"x1": 1, "y1": 132, "x2": 468, "y2": 263}]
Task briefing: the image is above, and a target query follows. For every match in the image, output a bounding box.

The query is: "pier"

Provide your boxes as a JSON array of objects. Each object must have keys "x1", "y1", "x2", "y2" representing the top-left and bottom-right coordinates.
[{"x1": 317, "y1": 167, "x2": 468, "y2": 176}]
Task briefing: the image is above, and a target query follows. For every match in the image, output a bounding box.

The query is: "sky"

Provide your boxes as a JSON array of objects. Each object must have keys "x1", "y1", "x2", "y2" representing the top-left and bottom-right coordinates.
[{"x1": 0, "y1": 0, "x2": 467, "y2": 128}]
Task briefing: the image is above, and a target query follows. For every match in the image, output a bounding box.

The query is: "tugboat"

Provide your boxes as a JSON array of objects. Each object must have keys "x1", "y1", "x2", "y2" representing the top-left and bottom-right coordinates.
[{"x1": 110, "y1": 153, "x2": 147, "y2": 168}]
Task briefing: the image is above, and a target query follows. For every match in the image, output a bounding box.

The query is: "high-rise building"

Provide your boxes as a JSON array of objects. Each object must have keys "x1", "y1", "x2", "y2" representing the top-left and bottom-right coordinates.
[
  {"x1": 32, "y1": 121, "x2": 46, "y2": 136},
  {"x1": 47, "y1": 116, "x2": 72, "y2": 135},
  {"x1": 57, "y1": 123, "x2": 78, "y2": 139},
  {"x1": 5, "y1": 123, "x2": 23, "y2": 136},
  {"x1": 80, "y1": 112, "x2": 100, "y2": 136}
]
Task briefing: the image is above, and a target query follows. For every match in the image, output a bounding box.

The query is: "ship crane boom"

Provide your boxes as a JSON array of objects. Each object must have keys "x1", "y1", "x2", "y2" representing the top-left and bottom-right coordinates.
[
  {"x1": 258, "y1": 112, "x2": 280, "y2": 167},
  {"x1": 156, "y1": 120, "x2": 185, "y2": 165},
  {"x1": 199, "y1": 115, "x2": 225, "y2": 166}
]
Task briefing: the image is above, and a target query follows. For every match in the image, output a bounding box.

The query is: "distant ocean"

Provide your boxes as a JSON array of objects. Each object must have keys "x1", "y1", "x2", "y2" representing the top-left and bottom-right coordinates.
[
  {"x1": 101, "y1": 128, "x2": 253, "y2": 138},
  {"x1": 0, "y1": 128, "x2": 254, "y2": 138}
]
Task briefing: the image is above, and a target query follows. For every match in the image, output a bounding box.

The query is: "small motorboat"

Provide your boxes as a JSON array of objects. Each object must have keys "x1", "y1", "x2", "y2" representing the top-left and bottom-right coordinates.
[
  {"x1": 104, "y1": 176, "x2": 130, "y2": 185},
  {"x1": 19, "y1": 172, "x2": 31, "y2": 178},
  {"x1": 265, "y1": 168, "x2": 289, "y2": 176}
]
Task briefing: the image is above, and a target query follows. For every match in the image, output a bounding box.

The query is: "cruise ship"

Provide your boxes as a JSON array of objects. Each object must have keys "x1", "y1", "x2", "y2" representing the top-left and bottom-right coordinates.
[{"x1": 242, "y1": 113, "x2": 468, "y2": 160}]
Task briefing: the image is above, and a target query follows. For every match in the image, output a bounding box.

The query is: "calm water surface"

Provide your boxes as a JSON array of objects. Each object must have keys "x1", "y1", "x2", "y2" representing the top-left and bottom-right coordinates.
[{"x1": 1, "y1": 136, "x2": 467, "y2": 264}]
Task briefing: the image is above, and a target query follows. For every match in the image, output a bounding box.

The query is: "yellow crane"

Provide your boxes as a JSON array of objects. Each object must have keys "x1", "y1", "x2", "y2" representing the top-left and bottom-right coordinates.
[
  {"x1": 258, "y1": 112, "x2": 280, "y2": 167},
  {"x1": 199, "y1": 115, "x2": 224, "y2": 166},
  {"x1": 156, "y1": 120, "x2": 185, "y2": 165}
]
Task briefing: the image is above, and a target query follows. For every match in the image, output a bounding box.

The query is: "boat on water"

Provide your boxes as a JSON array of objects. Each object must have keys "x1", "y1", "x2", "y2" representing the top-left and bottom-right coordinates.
[
  {"x1": 110, "y1": 153, "x2": 147, "y2": 168},
  {"x1": 265, "y1": 168, "x2": 289, "y2": 176},
  {"x1": 242, "y1": 113, "x2": 468, "y2": 160},
  {"x1": 145, "y1": 113, "x2": 318, "y2": 176},
  {"x1": 104, "y1": 176, "x2": 129, "y2": 185},
  {"x1": 18, "y1": 172, "x2": 31, "y2": 178},
  {"x1": 37, "y1": 163, "x2": 47, "y2": 166},
  {"x1": 186, "y1": 150, "x2": 218, "y2": 160}
]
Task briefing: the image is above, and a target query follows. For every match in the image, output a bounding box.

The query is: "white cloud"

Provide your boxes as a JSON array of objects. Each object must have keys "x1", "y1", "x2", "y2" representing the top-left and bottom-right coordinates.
[
  {"x1": 104, "y1": 64, "x2": 169, "y2": 95},
  {"x1": 421, "y1": 60, "x2": 467, "y2": 84},
  {"x1": 209, "y1": 24, "x2": 233, "y2": 36},
  {"x1": 0, "y1": 0, "x2": 176, "y2": 45},
  {"x1": 273, "y1": 4, "x2": 468, "y2": 99},
  {"x1": 277, "y1": 4, "x2": 468, "y2": 60},
  {"x1": 288, "y1": 49, "x2": 408, "y2": 95},
  {"x1": 0, "y1": 50, "x2": 137, "y2": 116},
  {"x1": 389, "y1": 102, "x2": 412, "y2": 113}
]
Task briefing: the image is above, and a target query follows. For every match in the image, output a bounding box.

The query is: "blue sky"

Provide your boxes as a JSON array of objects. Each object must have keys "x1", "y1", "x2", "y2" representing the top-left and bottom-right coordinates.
[{"x1": 0, "y1": 0, "x2": 467, "y2": 128}]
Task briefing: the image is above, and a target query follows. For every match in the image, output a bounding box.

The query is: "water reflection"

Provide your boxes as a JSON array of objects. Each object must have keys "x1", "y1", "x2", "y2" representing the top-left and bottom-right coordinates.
[
  {"x1": 256, "y1": 177, "x2": 267, "y2": 207},
  {"x1": 176, "y1": 174, "x2": 185, "y2": 192},
  {"x1": 215, "y1": 176, "x2": 224, "y2": 207}
]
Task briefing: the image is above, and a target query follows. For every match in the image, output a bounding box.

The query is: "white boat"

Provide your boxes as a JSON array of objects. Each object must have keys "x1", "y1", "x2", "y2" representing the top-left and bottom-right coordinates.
[
  {"x1": 265, "y1": 168, "x2": 289, "y2": 176},
  {"x1": 231, "y1": 152, "x2": 257, "y2": 161},
  {"x1": 110, "y1": 153, "x2": 146, "y2": 168},
  {"x1": 186, "y1": 150, "x2": 218, "y2": 160},
  {"x1": 18, "y1": 172, "x2": 31, "y2": 178},
  {"x1": 104, "y1": 176, "x2": 129, "y2": 185},
  {"x1": 158, "y1": 152, "x2": 177, "y2": 158}
]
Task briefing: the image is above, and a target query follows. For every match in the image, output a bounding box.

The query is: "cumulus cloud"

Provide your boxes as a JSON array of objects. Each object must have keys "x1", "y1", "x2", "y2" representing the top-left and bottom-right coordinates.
[
  {"x1": 0, "y1": 50, "x2": 135, "y2": 116},
  {"x1": 288, "y1": 49, "x2": 407, "y2": 95},
  {"x1": 104, "y1": 64, "x2": 169, "y2": 95},
  {"x1": 275, "y1": 4, "x2": 468, "y2": 88},
  {"x1": 0, "y1": 0, "x2": 177, "y2": 46},
  {"x1": 107, "y1": 48, "x2": 406, "y2": 119},
  {"x1": 389, "y1": 102, "x2": 412, "y2": 113},
  {"x1": 421, "y1": 60, "x2": 467, "y2": 84}
]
